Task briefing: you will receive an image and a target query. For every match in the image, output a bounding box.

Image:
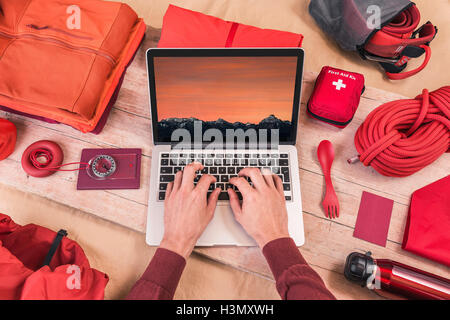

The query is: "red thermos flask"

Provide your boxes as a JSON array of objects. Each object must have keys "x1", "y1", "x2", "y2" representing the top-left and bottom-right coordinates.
[{"x1": 344, "y1": 252, "x2": 450, "y2": 300}]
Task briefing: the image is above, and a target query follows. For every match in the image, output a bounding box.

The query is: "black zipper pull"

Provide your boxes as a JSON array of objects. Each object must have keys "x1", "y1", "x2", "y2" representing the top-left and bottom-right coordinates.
[{"x1": 27, "y1": 24, "x2": 49, "y2": 30}]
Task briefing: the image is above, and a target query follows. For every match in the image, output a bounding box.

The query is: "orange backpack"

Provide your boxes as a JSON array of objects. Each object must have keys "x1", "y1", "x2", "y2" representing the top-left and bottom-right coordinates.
[{"x1": 0, "y1": 0, "x2": 146, "y2": 133}]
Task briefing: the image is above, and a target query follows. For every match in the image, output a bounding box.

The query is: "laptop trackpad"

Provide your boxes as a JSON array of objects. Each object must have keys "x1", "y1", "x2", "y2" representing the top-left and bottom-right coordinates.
[{"x1": 196, "y1": 203, "x2": 256, "y2": 246}]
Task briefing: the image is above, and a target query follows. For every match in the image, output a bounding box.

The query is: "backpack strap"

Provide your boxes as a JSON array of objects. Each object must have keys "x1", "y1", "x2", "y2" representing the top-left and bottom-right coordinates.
[
  {"x1": 362, "y1": 19, "x2": 438, "y2": 80},
  {"x1": 384, "y1": 44, "x2": 431, "y2": 80},
  {"x1": 41, "y1": 229, "x2": 68, "y2": 267}
]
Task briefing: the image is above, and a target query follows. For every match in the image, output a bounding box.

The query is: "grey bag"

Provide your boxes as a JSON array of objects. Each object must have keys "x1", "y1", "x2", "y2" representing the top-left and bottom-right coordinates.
[
  {"x1": 309, "y1": 0, "x2": 411, "y2": 51},
  {"x1": 308, "y1": 0, "x2": 438, "y2": 79}
]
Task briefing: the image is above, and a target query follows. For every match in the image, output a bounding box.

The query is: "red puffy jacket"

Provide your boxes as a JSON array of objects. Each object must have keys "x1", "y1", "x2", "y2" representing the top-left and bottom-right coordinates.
[{"x1": 0, "y1": 213, "x2": 108, "y2": 299}]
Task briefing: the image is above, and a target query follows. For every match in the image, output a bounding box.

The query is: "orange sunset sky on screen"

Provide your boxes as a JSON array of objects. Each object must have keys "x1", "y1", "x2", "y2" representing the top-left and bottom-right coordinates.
[{"x1": 154, "y1": 56, "x2": 297, "y2": 123}]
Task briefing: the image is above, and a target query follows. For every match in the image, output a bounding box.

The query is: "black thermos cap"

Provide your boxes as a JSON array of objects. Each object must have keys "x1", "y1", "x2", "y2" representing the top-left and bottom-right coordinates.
[{"x1": 344, "y1": 252, "x2": 376, "y2": 286}]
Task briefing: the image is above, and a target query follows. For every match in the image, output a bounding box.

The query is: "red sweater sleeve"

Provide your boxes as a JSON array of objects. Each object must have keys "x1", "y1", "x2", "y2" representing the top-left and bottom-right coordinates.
[
  {"x1": 126, "y1": 248, "x2": 186, "y2": 300},
  {"x1": 262, "y1": 237, "x2": 336, "y2": 300}
]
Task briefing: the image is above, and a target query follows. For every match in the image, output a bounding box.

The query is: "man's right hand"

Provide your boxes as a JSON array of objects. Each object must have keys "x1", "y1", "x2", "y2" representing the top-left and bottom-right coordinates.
[{"x1": 228, "y1": 168, "x2": 290, "y2": 248}]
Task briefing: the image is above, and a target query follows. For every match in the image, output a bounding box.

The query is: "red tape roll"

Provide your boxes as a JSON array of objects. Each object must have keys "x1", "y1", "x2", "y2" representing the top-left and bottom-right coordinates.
[{"x1": 21, "y1": 140, "x2": 64, "y2": 177}]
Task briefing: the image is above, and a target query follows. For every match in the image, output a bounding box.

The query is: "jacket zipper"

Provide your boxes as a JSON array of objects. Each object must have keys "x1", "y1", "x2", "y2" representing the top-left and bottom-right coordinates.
[
  {"x1": 26, "y1": 24, "x2": 95, "y2": 41},
  {"x1": 0, "y1": 29, "x2": 116, "y2": 64}
]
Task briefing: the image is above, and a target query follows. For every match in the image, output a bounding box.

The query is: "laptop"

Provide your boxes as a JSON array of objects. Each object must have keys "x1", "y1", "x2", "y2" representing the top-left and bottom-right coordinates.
[{"x1": 145, "y1": 48, "x2": 305, "y2": 246}]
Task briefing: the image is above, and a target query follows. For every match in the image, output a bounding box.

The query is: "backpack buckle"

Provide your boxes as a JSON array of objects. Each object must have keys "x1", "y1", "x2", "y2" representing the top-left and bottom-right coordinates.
[{"x1": 363, "y1": 52, "x2": 400, "y2": 64}]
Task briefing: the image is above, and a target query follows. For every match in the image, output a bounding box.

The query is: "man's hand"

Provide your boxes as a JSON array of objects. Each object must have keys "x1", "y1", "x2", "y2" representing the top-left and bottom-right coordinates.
[
  {"x1": 228, "y1": 168, "x2": 290, "y2": 248},
  {"x1": 160, "y1": 162, "x2": 221, "y2": 259}
]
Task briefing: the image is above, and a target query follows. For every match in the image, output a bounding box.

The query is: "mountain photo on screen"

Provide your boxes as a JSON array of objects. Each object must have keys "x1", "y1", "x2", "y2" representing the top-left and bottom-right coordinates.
[{"x1": 153, "y1": 56, "x2": 297, "y2": 142}]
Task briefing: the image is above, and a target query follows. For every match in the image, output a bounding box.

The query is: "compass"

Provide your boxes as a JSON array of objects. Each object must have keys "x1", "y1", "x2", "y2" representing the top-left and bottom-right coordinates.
[{"x1": 89, "y1": 155, "x2": 116, "y2": 179}]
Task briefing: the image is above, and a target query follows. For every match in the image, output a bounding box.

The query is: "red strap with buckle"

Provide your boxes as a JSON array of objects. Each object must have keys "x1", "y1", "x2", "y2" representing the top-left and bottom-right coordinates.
[{"x1": 362, "y1": 4, "x2": 437, "y2": 80}]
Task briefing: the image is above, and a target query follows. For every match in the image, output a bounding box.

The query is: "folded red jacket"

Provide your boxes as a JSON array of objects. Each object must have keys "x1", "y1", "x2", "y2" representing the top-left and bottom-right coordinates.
[
  {"x1": 402, "y1": 175, "x2": 450, "y2": 267},
  {"x1": 158, "y1": 5, "x2": 303, "y2": 48}
]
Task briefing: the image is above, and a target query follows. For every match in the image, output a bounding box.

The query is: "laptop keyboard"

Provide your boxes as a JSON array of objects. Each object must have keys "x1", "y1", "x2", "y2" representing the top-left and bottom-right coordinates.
[{"x1": 158, "y1": 151, "x2": 292, "y2": 202}]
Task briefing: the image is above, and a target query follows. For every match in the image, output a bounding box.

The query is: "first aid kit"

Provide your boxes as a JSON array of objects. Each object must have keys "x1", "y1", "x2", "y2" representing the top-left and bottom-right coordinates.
[
  {"x1": 0, "y1": 213, "x2": 108, "y2": 299},
  {"x1": 307, "y1": 66, "x2": 365, "y2": 128},
  {"x1": 0, "y1": 0, "x2": 146, "y2": 133},
  {"x1": 309, "y1": 0, "x2": 437, "y2": 80}
]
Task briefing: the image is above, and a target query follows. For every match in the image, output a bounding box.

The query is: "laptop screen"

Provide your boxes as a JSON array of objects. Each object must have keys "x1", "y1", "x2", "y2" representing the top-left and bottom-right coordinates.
[{"x1": 148, "y1": 49, "x2": 303, "y2": 146}]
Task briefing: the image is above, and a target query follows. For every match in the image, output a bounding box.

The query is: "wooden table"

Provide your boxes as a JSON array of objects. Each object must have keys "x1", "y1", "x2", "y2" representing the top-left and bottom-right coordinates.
[{"x1": 1, "y1": 27, "x2": 449, "y2": 300}]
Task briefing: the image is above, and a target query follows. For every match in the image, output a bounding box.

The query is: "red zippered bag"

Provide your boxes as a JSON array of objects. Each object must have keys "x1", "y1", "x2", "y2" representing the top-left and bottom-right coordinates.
[{"x1": 307, "y1": 66, "x2": 365, "y2": 128}]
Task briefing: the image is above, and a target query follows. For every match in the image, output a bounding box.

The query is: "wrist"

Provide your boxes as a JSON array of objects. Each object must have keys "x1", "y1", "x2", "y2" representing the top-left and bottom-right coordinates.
[
  {"x1": 255, "y1": 232, "x2": 290, "y2": 249},
  {"x1": 160, "y1": 237, "x2": 195, "y2": 260}
]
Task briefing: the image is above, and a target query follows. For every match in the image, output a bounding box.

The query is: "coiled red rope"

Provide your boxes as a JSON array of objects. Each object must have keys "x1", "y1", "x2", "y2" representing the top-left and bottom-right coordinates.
[{"x1": 351, "y1": 86, "x2": 450, "y2": 177}]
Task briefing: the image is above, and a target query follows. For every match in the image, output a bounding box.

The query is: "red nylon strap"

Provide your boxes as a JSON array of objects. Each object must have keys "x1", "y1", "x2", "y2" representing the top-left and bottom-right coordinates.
[
  {"x1": 29, "y1": 148, "x2": 89, "y2": 172},
  {"x1": 363, "y1": 4, "x2": 437, "y2": 79},
  {"x1": 386, "y1": 45, "x2": 431, "y2": 80},
  {"x1": 365, "y1": 5, "x2": 436, "y2": 57},
  {"x1": 225, "y1": 22, "x2": 239, "y2": 47}
]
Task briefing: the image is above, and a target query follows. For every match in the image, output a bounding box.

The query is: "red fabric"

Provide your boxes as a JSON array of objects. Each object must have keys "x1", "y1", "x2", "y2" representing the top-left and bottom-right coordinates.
[
  {"x1": 127, "y1": 238, "x2": 335, "y2": 300},
  {"x1": 364, "y1": 4, "x2": 437, "y2": 80},
  {"x1": 307, "y1": 66, "x2": 365, "y2": 128},
  {"x1": 0, "y1": 118, "x2": 16, "y2": 161},
  {"x1": 365, "y1": 5, "x2": 436, "y2": 59},
  {"x1": 385, "y1": 44, "x2": 432, "y2": 80},
  {"x1": 0, "y1": 213, "x2": 108, "y2": 299},
  {"x1": 158, "y1": 5, "x2": 303, "y2": 48},
  {"x1": 402, "y1": 175, "x2": 450, "y2": 266}
]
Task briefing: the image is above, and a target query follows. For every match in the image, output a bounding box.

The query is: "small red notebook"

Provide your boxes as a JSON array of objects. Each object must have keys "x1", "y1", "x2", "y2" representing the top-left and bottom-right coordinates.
[{"x1": 353, "y1": 191, "x2": 394, "y2": 247}]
